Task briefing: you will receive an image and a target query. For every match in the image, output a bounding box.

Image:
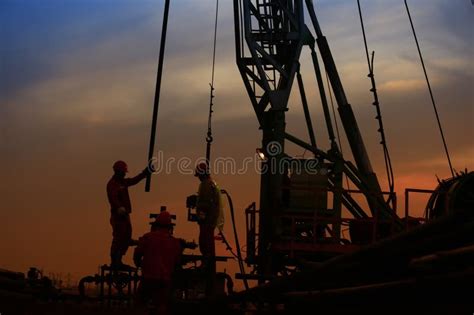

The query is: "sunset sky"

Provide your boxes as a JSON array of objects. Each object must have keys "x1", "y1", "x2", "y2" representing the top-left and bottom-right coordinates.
[{"x1": 1, "y1": 0, "x2": 473, "y2": 285}]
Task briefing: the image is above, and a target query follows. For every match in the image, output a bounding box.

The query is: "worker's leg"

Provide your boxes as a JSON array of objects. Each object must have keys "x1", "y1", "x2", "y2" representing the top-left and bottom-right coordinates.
[
  {"x1": 199, "y1": 224, "x2": 216, "y2": 298},
  {"x1": 155, "y1": 280, "x2": 172, "y2": 315},
  {"x1": 135, "y1": 280, "x2": 146, "y2": 306},
  {"x1": 125, "y1": 215, "x2": 133, "y2": 246},
  {"x1": 144, "y1": 279, "x2": 172, "y2": 315},
  {"x1": 110, "y1": 214, "x2": 132, "y2": 267},
  {"x1": 198, "y1": 224, "x2": 215, "y2": 257}
]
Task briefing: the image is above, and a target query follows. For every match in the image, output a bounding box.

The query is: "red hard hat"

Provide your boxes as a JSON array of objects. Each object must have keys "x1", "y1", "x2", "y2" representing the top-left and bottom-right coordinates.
[
  {"x1": 155, "y1": 211, "x2": 173, "y2": 227},
  {"x1": 113, "y1": 160, "x2": 128, "y2": 173},
  {"x1": 195, "y1": 162, "x2": 209, "y2": 176}
]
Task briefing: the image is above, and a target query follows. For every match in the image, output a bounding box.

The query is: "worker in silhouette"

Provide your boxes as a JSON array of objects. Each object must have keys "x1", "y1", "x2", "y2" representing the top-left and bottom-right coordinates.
[
  {"x1": 194, "y1": 162, "x2": 221, "y2": 297},
  {"x1": 134, "y1": 211, "x2": 181, "y2": 315},
  {"x1": 107, "y1": 160, "x2": 151, "y2": 269}
]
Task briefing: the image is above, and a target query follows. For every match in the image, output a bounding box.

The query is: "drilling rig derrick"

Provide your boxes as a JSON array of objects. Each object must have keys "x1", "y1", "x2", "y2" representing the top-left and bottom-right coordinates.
[{"x1": 234, "y1": 0, "x2": 402, "y2": 281}]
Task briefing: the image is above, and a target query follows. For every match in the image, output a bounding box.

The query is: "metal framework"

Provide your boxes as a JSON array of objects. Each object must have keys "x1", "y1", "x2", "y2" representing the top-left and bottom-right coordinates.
[{"x1": 234, "y1": 0, "x2": 402, "y2": 280}]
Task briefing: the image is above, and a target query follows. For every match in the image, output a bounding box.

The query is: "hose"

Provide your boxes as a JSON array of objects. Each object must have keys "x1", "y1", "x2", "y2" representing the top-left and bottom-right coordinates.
[{"x1": 221, "y1": 189, "x2": 249, "y2": 290}]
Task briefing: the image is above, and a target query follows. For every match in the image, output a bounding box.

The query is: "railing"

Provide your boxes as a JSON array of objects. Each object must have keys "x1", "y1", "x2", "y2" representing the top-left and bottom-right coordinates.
[
  {"x1": 277, "y1": 211, "x2": 397, "y2": 246},
  {"x1": 404, "y1": 188, "x2": 433, "y2": 226},
  {"x1": 243, "y1": 184, "x2": 437, "y2": 266}
]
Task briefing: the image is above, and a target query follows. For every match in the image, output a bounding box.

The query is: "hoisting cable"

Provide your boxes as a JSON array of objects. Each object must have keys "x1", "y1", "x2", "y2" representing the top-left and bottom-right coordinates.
[
  {"x1": 205, "y1": 0, "x2": 219, "y2": 166},
  {"x1": 357, "y1": 0, "x2": 395, "y2": 203},
  {"x1": 145, "y1": 0, "x2": 171, "y2": 192},
  {"x1": 204, "y1": 0, "x2": 249, "y2": 291},
  {"x1": 404, "y1": 0, "x2": 454, "y2": 177}
]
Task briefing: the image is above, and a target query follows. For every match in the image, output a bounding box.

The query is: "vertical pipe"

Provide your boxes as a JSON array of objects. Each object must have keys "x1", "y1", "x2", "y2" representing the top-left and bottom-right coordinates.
[{"x1": 145, "y1": 0, "x2": 171, "y2": 192}]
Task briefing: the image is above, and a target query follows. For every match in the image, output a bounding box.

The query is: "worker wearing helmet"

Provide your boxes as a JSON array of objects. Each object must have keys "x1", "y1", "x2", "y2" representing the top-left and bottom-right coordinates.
[
  {"x1": 107, "y1": 160, "x2": 151, "y2": 269},
  {"x1": 134, "y1": 211, "x2": 182, "y2": 315},
  {"x1": 194, "y1": 162, "x2": 222, "y2": 296}
]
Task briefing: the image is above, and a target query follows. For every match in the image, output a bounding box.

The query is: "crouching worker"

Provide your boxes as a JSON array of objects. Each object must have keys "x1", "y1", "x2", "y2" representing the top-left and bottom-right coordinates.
[{"x1": 134, "y1": 211, "x2": 181, "y2": 315}]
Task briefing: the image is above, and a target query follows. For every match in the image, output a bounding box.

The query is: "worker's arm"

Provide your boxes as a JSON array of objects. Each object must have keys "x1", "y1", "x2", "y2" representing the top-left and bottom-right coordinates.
[{"x1": 124, "y1": 168, "x2": 149, "y2": 187}]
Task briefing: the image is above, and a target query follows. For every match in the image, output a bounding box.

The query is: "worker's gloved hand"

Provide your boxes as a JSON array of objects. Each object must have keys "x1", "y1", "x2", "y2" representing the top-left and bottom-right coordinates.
[
  {"x1": 179, "y1": 239, "x2": 198, "y2": 250},
  {"x1": 186, "y1": 194, "x2": 197, "y2": 209},
  {"x1": 143, "y1": 163, "x2": 156, "y2": 174}
]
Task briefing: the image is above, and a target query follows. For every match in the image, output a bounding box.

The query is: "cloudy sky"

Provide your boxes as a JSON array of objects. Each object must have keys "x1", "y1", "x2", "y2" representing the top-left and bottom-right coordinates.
[{"x1": 1, "y1": 0, "x2": 473, "y2": 284}]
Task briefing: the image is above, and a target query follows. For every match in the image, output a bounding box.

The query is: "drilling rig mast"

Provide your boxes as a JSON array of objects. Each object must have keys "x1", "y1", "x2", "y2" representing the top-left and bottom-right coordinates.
[{"x1": 234, "y1": 0, "x2": 402, "y2": 281}]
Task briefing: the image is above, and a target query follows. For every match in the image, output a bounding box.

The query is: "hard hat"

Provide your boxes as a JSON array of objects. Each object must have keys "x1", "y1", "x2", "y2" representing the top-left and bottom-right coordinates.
[
  {"x1": 194, "y1": 162, "x2": 209, "y2": 177},
  {"x1": 154, "y1": 211, "x2": 174, "y2": 227},
  {"x1": 113, "y1": 160, "x2": 128, "y2": 173}
]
